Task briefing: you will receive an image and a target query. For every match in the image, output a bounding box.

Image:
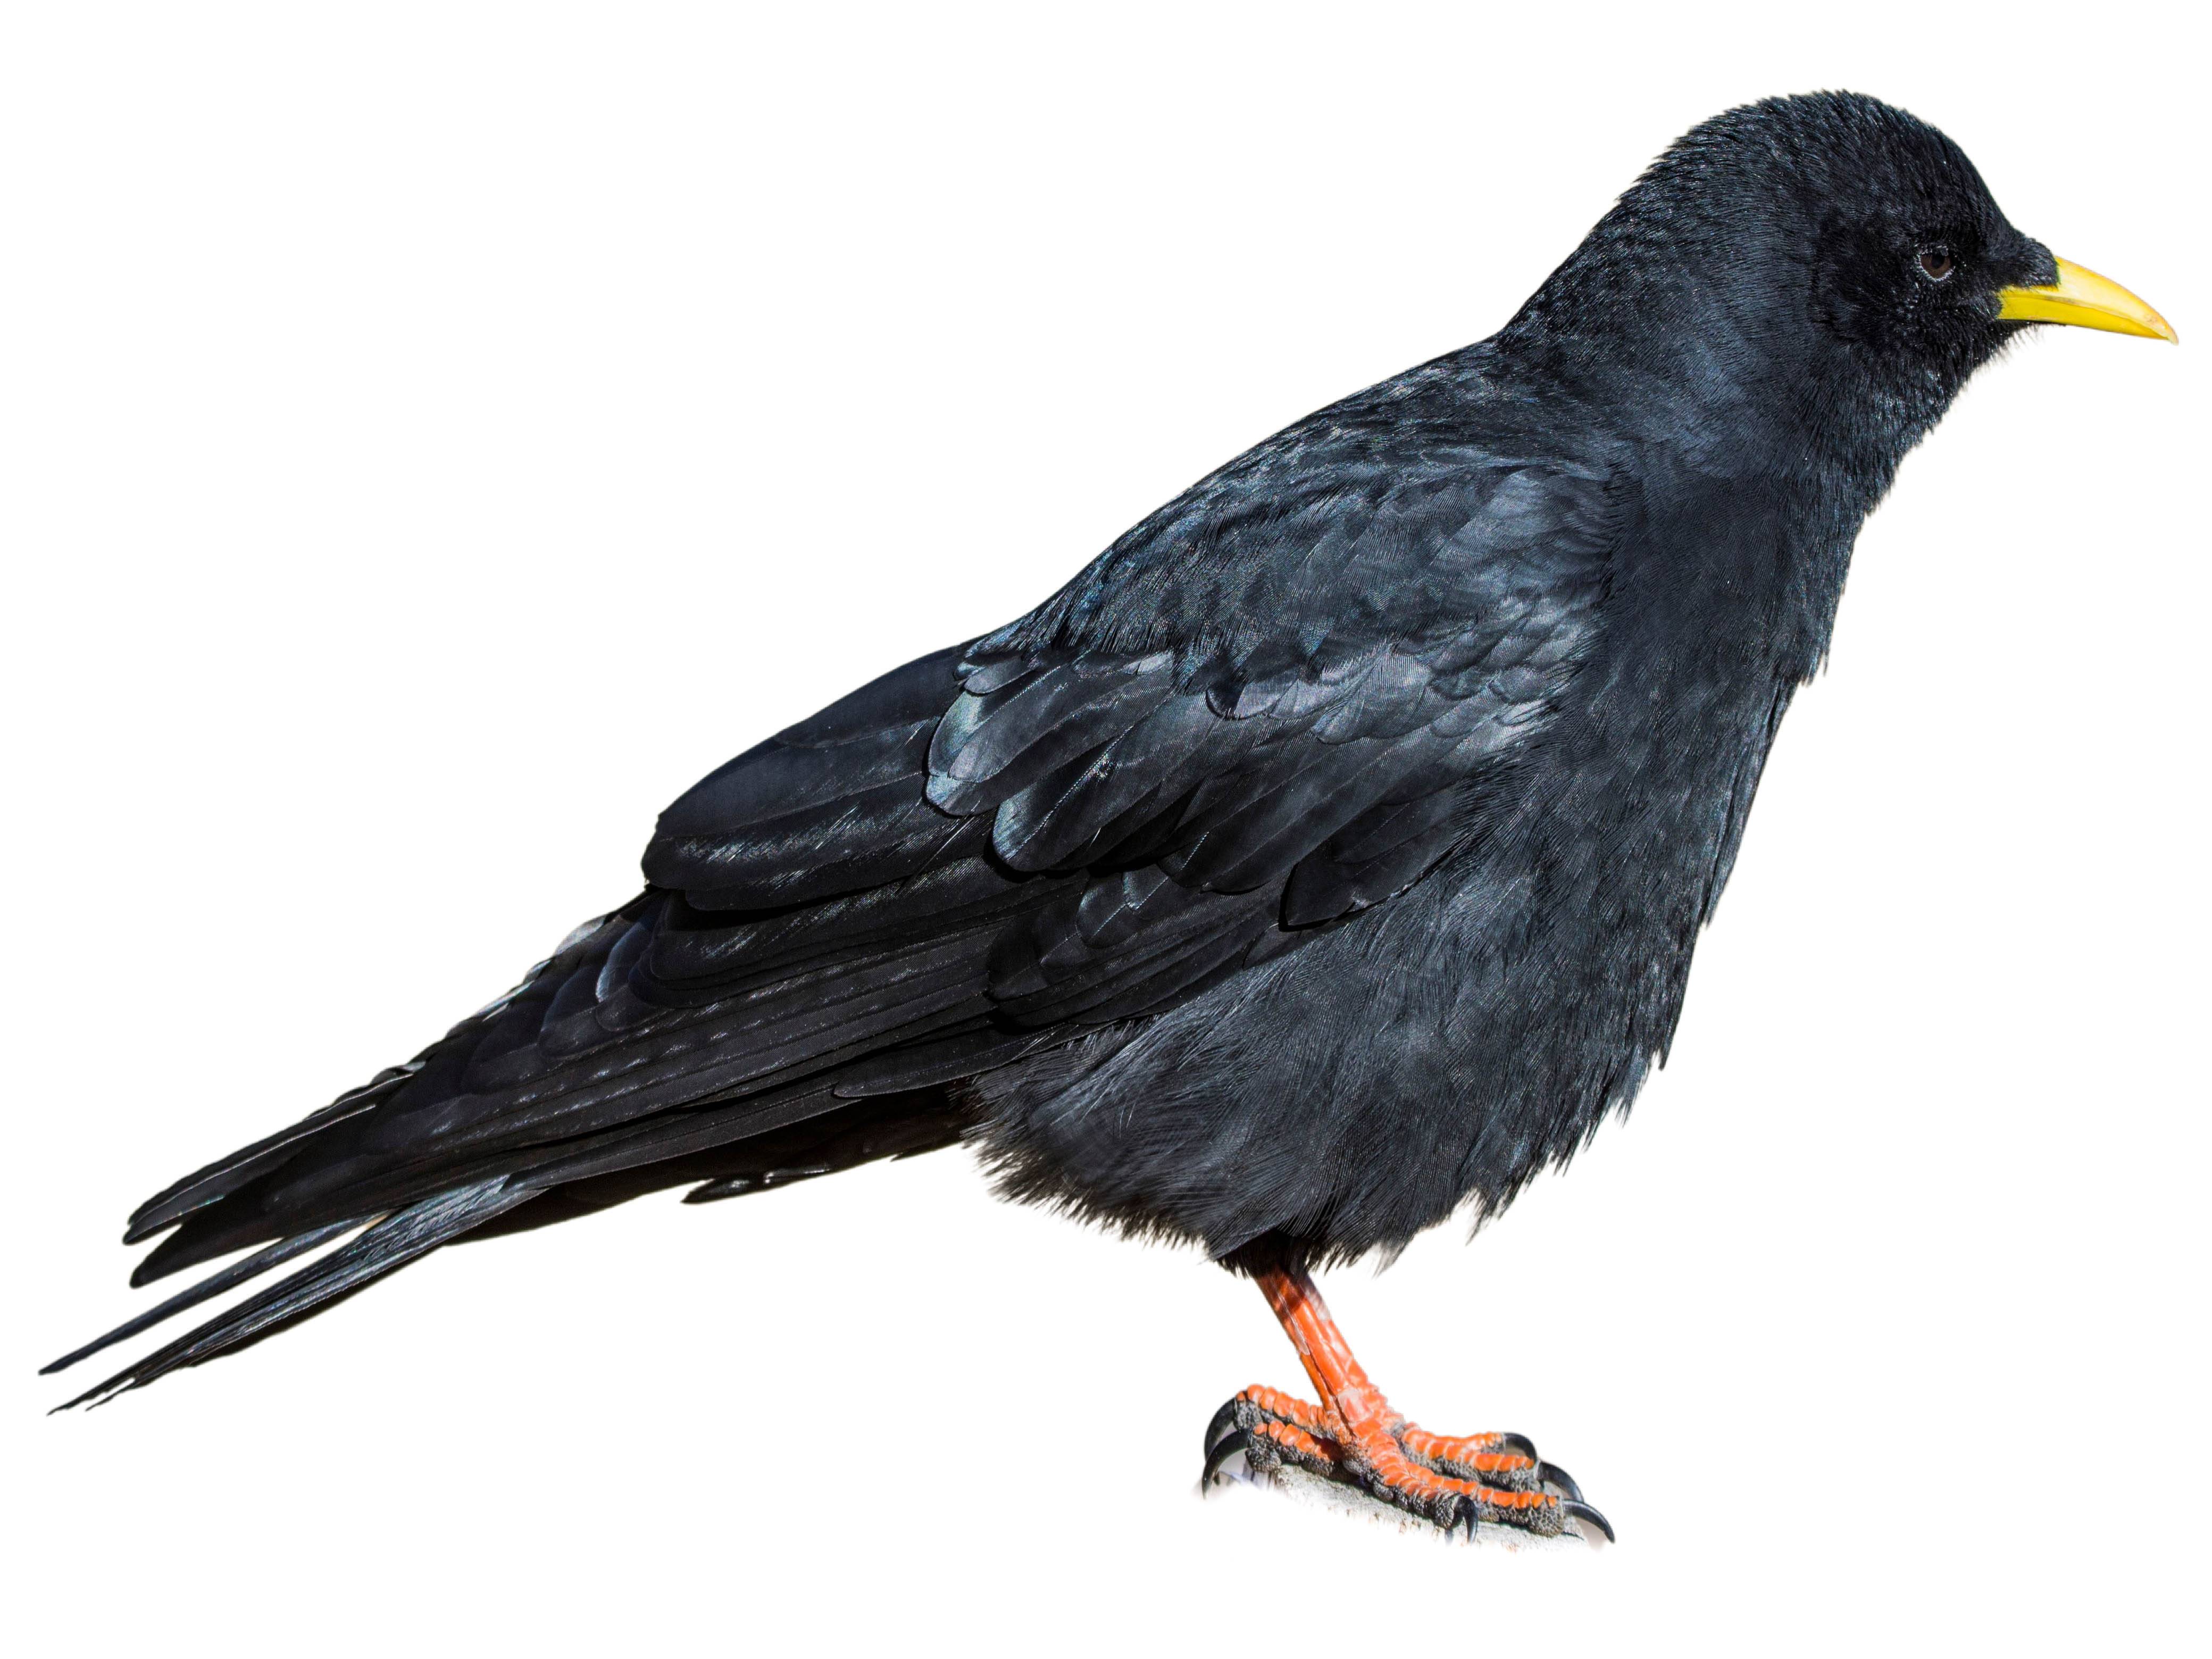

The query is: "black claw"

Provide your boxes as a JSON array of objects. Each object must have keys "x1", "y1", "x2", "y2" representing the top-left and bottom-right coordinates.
[
  {"x1": 1499, "y1": 1432, "x2": 1538, "y2": 1460},
  {"x1": 1448, "y1": 1495, "x2": 1480, "y2": 1539},
  {"x1": 1203, "y1": 1399, "x2": 1243, "y2": 1459},
  {"x1": 1560, "y1": 1499, "x2": 1616, "y2": 1545},
  {"x1": 1200, "y1": 1429, "x2": 1255, "y2": 1492},
  {"x1": 1535, "y1": 1461, "x2": 1584, "y2": 1504}
]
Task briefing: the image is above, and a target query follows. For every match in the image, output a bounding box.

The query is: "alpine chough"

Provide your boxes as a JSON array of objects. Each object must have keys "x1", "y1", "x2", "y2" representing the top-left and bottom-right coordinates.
[{"x1": 49, "y1": 91, "x2": 2177, "y2": 1543}]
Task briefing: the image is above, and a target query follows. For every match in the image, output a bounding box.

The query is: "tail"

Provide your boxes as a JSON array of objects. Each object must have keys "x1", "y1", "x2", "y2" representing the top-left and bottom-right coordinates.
[
  {"x1": 48, "y1": 1179, "x2": 532, "y2": 1409},
  {"x1": 45, "y1": 1079, "x2": 978, "y2": 1403}
]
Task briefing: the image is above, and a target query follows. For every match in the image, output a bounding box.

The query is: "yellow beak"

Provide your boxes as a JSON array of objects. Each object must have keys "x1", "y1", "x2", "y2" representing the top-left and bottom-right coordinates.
[{"x1": 1997, "y1": 256, "x2": 2177, "y2": 342}]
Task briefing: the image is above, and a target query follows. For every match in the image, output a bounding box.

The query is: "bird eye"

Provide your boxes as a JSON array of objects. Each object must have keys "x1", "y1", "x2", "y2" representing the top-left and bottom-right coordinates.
[{"x1": 1918, "y1": 248, "x2": 1955, "y2": 282}]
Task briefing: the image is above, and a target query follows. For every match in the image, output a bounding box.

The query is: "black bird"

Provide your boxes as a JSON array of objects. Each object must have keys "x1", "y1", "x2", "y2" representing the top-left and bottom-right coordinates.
[{"x1": 50, "y1": 91, "x2": 2175, "y2": 1543}]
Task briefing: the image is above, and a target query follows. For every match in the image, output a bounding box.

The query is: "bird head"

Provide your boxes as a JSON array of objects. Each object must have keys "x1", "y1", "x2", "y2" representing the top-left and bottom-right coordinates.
[{"x1": 1504, "y1": 91, "x2": 2174, "y2": 472}]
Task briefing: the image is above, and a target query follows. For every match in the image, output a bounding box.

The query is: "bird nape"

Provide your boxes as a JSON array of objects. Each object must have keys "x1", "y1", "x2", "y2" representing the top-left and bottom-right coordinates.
[{"x1": 49, "y1": 91, "x2": 2175, "y2": 1545}]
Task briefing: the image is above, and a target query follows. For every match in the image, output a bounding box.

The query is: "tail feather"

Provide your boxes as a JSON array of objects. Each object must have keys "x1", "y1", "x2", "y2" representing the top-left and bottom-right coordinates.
[
  {"x1": 42, "y1": 1219, "x2": 363, "y2": 1376},
  {"x1": 57, "y1": 1179, "x2": 530, "y2": 1410}
]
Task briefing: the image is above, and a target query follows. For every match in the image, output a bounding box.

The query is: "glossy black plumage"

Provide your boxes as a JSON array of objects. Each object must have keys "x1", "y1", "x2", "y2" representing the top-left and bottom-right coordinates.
[{"x1": 55, "y1": 91, "x2": 2081, "y2": 1400}]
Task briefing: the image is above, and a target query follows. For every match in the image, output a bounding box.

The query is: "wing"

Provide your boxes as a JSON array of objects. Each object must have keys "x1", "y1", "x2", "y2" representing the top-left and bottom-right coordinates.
[
  {"x1": 648, "y1": 455, "x2": 1617, "y2": 1015},
  {"x1": 61, "y1": 415, "x2": 1620, "y2": 1400}
]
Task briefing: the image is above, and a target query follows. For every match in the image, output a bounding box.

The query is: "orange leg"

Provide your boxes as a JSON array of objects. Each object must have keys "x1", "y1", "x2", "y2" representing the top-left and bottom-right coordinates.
[{"x1": 1201, "y1": 1263, "x2": 1613, "y2": 1543}]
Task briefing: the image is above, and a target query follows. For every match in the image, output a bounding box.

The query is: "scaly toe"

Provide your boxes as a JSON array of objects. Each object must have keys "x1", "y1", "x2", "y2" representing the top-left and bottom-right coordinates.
[
  {"x1": 1399, "y1": 1424, "x2": 1544, "y2": 1487},
  {"x1": 1201, "y1": 1415, "x2": 1347, "y2": 1493}
]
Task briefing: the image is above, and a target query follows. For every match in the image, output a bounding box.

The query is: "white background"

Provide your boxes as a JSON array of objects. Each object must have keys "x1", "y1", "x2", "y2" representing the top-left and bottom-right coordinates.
[{"x1": 5, "y1": 5, "x2": 2205, "y2": 1655}]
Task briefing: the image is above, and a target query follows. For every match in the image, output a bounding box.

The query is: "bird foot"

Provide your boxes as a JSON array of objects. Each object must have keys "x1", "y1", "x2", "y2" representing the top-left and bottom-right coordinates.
[{"x1": 1201, "y1": 1383, "x2": 1614, "y2": 1545}]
